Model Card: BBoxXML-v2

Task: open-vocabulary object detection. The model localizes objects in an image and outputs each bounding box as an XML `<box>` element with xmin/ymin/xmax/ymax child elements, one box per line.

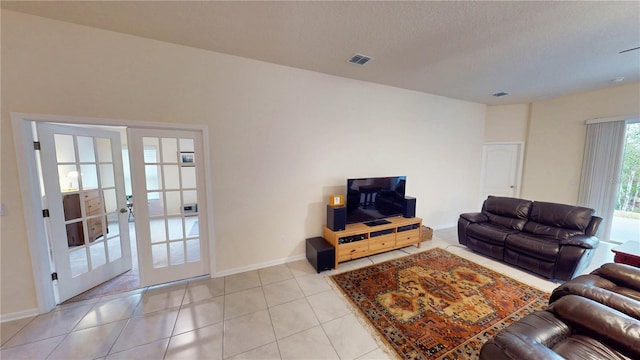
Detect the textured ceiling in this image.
<box><xmin>3</xmin><ymin>1</ymin><xmax>639</xmax><ymax>105</ymax></box>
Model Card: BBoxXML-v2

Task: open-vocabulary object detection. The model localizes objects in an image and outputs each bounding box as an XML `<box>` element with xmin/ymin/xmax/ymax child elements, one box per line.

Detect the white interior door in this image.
<box><xmin>480</xmin><ymin>143</ymin><xmax>524</xmax><ymax>202</ymax></box>
<box><xmin>128</xmin><ymin>128</ymin><xmax>209</xmax><ymax>286</ymax></box>
<box><xmin>38</xmin><ymin>123</ymin><xmax>132</xmax><ymax>302</ymax></box>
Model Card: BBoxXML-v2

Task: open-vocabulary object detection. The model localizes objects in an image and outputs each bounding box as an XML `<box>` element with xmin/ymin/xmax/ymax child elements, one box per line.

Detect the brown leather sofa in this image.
<box><xmin>479</xmin><ymin>263</ymin><xmax>640</xmax><ymax>360</ymax></box>
<box><xmin>458</xmin><ymin>196</ymin><xmax>602</xmax><ymax>281</ymax></box>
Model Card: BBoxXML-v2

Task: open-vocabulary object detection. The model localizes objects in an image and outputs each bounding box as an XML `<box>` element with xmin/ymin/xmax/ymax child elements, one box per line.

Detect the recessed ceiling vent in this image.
<box><xmin>347</xmin><ymin>53</ymin><xmax>374</xmax><ymax>66</ymax></box>
<box><xmin>492</xmin><ymin>91</ymin><xmax>510</xmax><ymax>97</ymax></box>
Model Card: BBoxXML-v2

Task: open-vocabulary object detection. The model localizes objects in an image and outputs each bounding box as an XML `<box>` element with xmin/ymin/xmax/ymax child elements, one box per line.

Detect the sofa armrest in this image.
<box><xmin>549</xmin><ymin>282</ymin><xmax>640</xmax><ymax>319</ymax></box>
<box><xmin>460</xmin><ymin>212</ymin><xmax>488</xmax><ymax>223</ymax></box>
<box><xmin>480</xmin><ymin>310</ymin><xmax>569</xmax><ymax>360</ymax></box>
<box><xmin>585</xmin><ymin>216</ymin><xmax>602</xmax><ymax>236</ymax></box>
<box><xmin>560</xmin><ymin>235</ymin><xmax>599</xmax><ymax>249</ymax></box>
<box><xmin>480</xmin><ymin>332</ymin><xmax>565</xmax><ymax>360</ymax></box>
<box><xmin>592</xmin><ymin>263</ymin><xmax>640</xmax><ymax>293</ymax></box>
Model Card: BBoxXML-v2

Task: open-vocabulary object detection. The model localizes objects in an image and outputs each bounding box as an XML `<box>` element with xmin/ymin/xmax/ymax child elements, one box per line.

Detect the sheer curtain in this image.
<box><xmin>578</xmin><ymin>120</ymin><xmax>627</xmax><ymax>241</ymax></box>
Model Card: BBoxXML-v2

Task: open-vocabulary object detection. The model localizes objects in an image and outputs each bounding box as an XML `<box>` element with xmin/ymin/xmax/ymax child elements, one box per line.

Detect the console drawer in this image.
<box><xmin>396</xmin><ymin>229</ymin><xmax>420</xmax><ymax>247</ymax></box>
<box><xmin>338</xmin><ymin>241</ymin><xmax>368</xmax><ymax>262</ymax></box>
<box><xmin>369</xmin><ymin>234</ymin><xmax>395</xmax><ymax>252</ymax></box>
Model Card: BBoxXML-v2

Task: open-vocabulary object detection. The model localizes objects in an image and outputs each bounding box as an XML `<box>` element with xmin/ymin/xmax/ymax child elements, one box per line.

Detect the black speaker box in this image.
<box><xmin>403</xmin><ymin>196</ymin><xmax>416</xmax><ymax>218</ymax></box>
<box><xmin>327</xmin><ymin>205</ymin><xmax>346</xmax><ymax>231</ymax></box>
<box><xmin>306</xmin><ymin>237</ymin><xmax>335</xmax><ymax>273</ymax></box>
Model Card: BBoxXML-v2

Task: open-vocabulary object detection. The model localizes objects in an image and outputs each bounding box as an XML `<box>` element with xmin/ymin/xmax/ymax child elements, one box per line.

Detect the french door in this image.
<box><xmin>128</xmin><ymin>128</ymin><xmax>209</xmax><ymax>286</ymax></box>
<box><xmin>38</xmin><ymin>123</ymin><xmax>132</xmax><ymax>302</ymax></box>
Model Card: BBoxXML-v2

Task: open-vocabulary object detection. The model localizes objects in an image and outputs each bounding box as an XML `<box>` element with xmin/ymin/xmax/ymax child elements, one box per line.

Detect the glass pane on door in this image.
<box><xmin>186</xmin><ymin>239</ymin><xmax>200</xmax><ymax>262</ymax></box>
<box><xmin>54</xmin><ymin>134</ymin><xmax>122</xmax><ymax>274</ymax></box>
<box><xmin>54</xmin><ymin>134</ymin><xmax>76</xmax><ymax>163</ymax></box>
<box><xmin>142</xmin><ymin>135</ymin><xmax>201</xmax><ymax>269</ymax></box>
<box><xmin>77</xmin><ymin>136</ymin><xmax>96</xmax><ymax>163</ymax></box>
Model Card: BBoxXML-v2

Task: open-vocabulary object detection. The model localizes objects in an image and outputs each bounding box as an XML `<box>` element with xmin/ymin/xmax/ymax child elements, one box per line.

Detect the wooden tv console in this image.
<box><xmin>323</xmin><ymin>216</ymin><xmax>422</xmax><ymax>269</ymax></box>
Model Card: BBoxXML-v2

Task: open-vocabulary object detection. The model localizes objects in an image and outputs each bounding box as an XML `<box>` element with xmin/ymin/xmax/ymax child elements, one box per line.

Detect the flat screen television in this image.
<box><xmin>346</xmin><ymin>176</ymin><xmax>406</xmax><ymax>226</ymax></box>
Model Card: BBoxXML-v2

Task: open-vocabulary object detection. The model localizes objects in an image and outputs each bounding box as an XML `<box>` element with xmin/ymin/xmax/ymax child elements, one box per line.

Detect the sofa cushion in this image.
<box><xmin>482</xmin><ymin>196</ymin><xmax>532</xmax><ymax>230</ymax></box>
<box><xmin>553</xmin><ymin>334</ymin><xmax>632</xmax><ymax>360</ymax></box>
<box><xmin>528</xmin><ymin>201</ymin><xmax>594</xmax><ymax>232</ymax></box>
<box><xmin>550</xmin><ymin>295</ymin><xmax>640</xmax><ymax>359</ymax></box>
<box><xmin>467</xmin><ymin>223</ymin><xmax>519</xmax><ymax>246</ymax></box>
<box><xmin>505</xmin><ymin>233</ymin><xmax>560</xmax><ymax>261</ymax></box>
<box><xmin>522</xmin><ymin>221</ymin><xmax>585</xmax><ymax>240</ymax></box>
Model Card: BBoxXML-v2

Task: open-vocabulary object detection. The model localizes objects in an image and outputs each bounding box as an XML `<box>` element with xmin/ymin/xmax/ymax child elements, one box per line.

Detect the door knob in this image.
<box><xmin>119</xmin><ymin>208</ymin><xmax>128</xmax><ymax>213</ymax></box>
<box><xmin>510</xmin><ymin>186</ymin><xmax>515</xmax><ymax>188</ymax></box>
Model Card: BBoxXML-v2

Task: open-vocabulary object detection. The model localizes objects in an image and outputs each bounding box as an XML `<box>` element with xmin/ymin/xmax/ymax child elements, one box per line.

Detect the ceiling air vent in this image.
<box><xmin>492</xmin><ymin>91</ymin><xmax>510</xmax><ymax>97</ymax></box>
<box><xmin>347</xmin><ymin>53</ymin><xmax>374</xmax><ymax>66</ymax></box>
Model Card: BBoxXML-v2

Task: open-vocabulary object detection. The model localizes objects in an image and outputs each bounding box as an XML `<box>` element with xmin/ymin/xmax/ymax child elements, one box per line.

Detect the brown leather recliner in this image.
<box><xmin>458</xmin><ymin>196</ymin><xmax>602</xmax><ymax>281</ymax></box>
<box><xmin>480</xmin><ymin>263</ymin><xmax>640</xmax><ymax>360</ymax></box>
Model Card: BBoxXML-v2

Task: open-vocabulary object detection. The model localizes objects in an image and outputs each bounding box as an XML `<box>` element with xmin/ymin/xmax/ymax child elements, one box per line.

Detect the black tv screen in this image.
<box><xmin>346</xmin><ymin>176</ymin><xmax>406</xmax><ymax>225</ymax></box>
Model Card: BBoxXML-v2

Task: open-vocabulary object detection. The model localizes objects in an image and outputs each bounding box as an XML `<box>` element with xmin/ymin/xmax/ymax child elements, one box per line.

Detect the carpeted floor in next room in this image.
<box><xmin>0</xmin><ymin>227</ymin><xmax>616</xmax><ymax>359</ymax></box>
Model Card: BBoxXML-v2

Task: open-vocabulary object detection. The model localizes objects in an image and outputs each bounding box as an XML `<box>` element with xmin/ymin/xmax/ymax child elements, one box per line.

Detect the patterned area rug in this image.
<box><xmin>331</xmin><ymin>248</ymin><xmax>550</xmax><ymax>359</ymax></box>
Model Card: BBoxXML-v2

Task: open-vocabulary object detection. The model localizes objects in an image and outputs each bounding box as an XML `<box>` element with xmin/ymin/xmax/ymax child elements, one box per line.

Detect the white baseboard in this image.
<box><xmin>211</xmin><ymin>224</ymin><xmax>460</xmax><ymax>278</ymax></box>
<box><xmin>1</xmin><ymin>308</ymin><xmax>39</xmax><ymax>323</ymax></box>
<box><xmin>213</xmin><ymin>254</ymin><xmax>307</xmax><ymax>278</ymax></box>
<box><xmin>431</xmin><ymin>223</ymin><xmax>457</xmax><ymax>230</ymax></box>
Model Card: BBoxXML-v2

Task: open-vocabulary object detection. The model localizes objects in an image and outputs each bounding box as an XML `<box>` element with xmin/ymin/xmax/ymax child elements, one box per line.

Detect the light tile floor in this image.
<box><xmin>1</xmin><ymin>227</ymin><xmax>616</xmax><ymax>359</ymax></box>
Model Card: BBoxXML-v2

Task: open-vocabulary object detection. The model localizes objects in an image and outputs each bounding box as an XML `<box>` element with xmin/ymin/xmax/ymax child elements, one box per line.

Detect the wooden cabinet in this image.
<box><xmin>63</xmin><ymin>190</ymin><xmax>105</xmax><ymax>246</ymax></box>
<box><xmin>323</xmin><ymin>216</ymin><xmax>422</xmax><ymax>269</ymax></box>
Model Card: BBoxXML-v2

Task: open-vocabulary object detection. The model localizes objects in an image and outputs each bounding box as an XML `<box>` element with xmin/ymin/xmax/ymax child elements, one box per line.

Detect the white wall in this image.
<box><xmin>484</xmin><ymin>104</ymin><xmax>529</xmax><ymax>143</ymax></box>
<box><xmin>522</xmin><ymin>83</ymin><xmax>640</xmax><ymax>204</ymax></box>
<box><xmin>1</xmin><ymin>11</ymin><xmax>486</xmax><ymax>316</ymax></box>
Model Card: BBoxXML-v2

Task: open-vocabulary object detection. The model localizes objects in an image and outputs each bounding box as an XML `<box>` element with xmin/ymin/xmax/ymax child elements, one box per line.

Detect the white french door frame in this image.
<box><xmin>11</xmin><ymin>112</ymin><xmax>216</xmax><ymax>314</ymax></box>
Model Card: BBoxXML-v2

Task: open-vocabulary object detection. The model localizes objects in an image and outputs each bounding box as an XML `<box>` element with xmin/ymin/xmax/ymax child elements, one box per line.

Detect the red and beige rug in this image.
<box><xmin>331</xmin><ymin>247</ymin><xmax>550</xmax><ymax>359</ymax></box>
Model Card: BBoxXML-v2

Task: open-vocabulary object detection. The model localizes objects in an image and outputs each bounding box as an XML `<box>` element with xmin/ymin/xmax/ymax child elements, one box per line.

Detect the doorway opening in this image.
<box><xmin>611</xmin><ymin>121</ymin><xmax>640</xmax><ymax>244</ymax></box>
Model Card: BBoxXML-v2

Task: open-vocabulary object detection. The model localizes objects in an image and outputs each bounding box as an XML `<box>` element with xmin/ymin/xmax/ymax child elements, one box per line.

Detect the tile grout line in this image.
<box><xmin>0</xmin><ymin>315</ymin><xmax>38</xmax><ymax>349</ymax></box>
<box><xmin>45</xmin><ymin>303</ymin><xmax>96</xmax><ymax>359</ymax></box>
<box><xmin>260</xmin><ymin>279</ymin><xmax>282</xmax><ymax>360</ymax></box>
<box><xmin>103</xmin><ymin>292</ymin><xmax>145</xmax><ymax>358</ymax></box>
<box><xmin>160</xmin><ymin>283</ymin><xmax>188</xmax><ymax>360</ymax></box>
